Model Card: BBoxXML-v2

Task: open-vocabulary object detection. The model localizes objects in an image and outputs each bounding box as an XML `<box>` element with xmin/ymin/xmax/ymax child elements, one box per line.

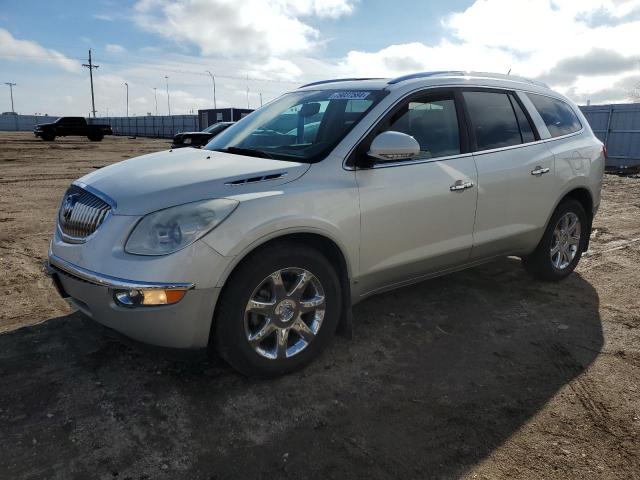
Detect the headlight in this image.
<box><xmin>125</xmin><ymin>198</ymin><xmax>238</xmax><ymax>255</ymax></box>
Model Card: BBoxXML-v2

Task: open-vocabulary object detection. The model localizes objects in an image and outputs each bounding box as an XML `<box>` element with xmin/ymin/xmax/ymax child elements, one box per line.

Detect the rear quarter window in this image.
<box><xmin>527</xmin><ymin>93</ymin><xmax>582</xmax><ymax>137</ymax></box>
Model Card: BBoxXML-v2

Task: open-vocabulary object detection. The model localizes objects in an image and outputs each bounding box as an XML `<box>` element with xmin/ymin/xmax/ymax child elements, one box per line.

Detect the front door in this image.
<box><xmin>355</xmin><ymin>91</ymin><xmax>478</xmax><ymax>297</ymax></box>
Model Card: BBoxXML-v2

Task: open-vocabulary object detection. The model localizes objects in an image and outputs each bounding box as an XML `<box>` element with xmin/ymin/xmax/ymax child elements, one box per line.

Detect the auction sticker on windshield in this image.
<box><xmin>328</xmin><ymin>91</ymin><xmax>371</xmax><ymax>100</ymax></box>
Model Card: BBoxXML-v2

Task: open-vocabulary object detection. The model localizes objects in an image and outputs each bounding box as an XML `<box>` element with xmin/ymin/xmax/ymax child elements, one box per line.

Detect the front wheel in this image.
<box><xmin>41</xmin><ymin>133</ymin><xmax>55</xmax><ymax>141</ymax></box>
<box><xmin>213</xmin><ymin>242</ymin><xmax>341</xmax><ymax>377</ymax></box>
<box><xmin>88</xmin><ymin>134</ymin><xmax>104</xmax><ymax>142</ymax></box>
<box><xmin>522</xmin><ymin>198</ymin><xmax>588</xmax><ymax>281</ymax></box>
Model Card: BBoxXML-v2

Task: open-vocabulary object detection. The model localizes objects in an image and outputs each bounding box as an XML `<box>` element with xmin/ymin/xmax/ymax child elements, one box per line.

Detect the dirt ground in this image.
<box><xmin>0</xmin><ymin>131</ymin><xmax>638</xmax><ymax>479</ymax></box>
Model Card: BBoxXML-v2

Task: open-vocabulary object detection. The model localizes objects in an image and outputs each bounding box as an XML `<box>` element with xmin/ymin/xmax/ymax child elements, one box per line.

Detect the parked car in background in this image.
<box><xmin>171</xmin><ymin>121</ymin><xmax>234</xmax><ymax>149</ymax></box>
<box><xmin>34</xmin><ymin>117</ymin><xmax>113</xmax><ymax>141</ymax></box>
<box><xmin>46</xmin><ymin>71</ymin><xmax>604</xmax><ymax>377</ymax></box>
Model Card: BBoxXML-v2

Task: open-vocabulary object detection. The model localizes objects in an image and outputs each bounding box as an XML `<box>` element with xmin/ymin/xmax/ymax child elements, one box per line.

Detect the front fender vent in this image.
<box><xmin>225</xmin><ymin>172</ymin><xmax>288</xmax><ymax>186</ymax></box>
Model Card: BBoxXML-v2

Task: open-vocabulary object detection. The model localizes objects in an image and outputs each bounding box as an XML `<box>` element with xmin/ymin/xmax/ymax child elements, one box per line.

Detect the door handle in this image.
<box><xmin>450</xmin><ymin>180</ymin><xmax>474</xmax><ymax>192</ymax></box>
<box><xmin>531</xmin><ymin>166</ymin><xmax>550</xmax><ymax>176</ymax></box>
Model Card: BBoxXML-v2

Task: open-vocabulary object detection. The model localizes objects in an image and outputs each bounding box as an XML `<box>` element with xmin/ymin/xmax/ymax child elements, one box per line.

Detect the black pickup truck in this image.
<box><xmin>34</xmin><ymin>117</ymin><xmax>113</xmax><ymax>142</ymax></box>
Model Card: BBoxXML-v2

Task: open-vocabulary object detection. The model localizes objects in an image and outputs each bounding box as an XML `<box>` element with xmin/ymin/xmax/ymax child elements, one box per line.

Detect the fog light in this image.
<box><xmin>114</xmin><ymin>289</ymin><xmax>186</xmax><ymax>307</ymax></box>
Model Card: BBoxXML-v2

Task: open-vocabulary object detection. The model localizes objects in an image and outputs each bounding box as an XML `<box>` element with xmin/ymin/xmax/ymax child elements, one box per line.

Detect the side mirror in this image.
<box><xmin>367</xmin><ymin>131</ymin><xmax>420</xmax><ymax>162</ymax></box>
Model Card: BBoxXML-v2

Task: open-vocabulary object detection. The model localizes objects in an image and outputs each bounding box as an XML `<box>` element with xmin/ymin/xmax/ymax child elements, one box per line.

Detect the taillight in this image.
<box><xmin>602</xmin><ymin>144</ymin><xmax>607</xmax><ymax>158</ymax></box>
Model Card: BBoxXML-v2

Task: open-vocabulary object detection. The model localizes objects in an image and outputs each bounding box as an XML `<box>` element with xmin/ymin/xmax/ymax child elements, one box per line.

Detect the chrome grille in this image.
<box><xmin>58</xmin><ymin>185</ymin><xmax>111</xmax><ymax>242</ymax></box>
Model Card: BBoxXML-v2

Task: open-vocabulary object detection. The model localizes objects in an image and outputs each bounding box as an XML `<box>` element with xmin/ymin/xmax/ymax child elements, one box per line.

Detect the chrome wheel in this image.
<box><xmin>244</xmin><ymin>268</ymin><xmax>326</xmax><ymax>360</ymax></box>
<box><xmin>550</xmin><ymin>212</ymin><xmax>581</xmax><ymax>270</ymax></box>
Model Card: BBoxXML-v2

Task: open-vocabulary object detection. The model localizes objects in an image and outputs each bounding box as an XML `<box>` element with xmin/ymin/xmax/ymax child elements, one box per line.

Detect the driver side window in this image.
<box><xmin>384</xmin><ymin>97</ymin><xmax>461</xmax><ymax>161</ymax></box>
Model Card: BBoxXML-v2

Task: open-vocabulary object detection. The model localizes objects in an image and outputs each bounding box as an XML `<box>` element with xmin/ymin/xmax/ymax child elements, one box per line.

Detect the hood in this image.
<box><xmin>77</xmin><ymin>148</ymin><xmax>311</xmax><ymax>215</ymax></box>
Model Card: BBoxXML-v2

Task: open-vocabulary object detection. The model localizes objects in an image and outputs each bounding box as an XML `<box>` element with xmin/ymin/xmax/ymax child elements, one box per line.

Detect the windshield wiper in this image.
<box><xmin>221</xmin><ymin>146</ymin><xmax>274</xmax><ymax>159</ymax></box>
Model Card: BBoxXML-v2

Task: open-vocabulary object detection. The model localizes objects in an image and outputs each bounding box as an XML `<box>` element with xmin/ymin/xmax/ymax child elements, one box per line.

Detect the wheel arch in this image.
<box><xmin>553</xmin><ymin>186</ymin><xmax>595</xmax><ymax>251</ymax></box>
<box><xmin>211</xmin><ymin>230</ymin><xmax>354</xmax><ymax>344</ymax></box>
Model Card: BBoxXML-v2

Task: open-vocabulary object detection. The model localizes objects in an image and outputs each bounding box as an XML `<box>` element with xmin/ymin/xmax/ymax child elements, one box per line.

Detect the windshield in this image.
<box><xmin>205</xmin><ymin>89</ymin><xmax>385</xmax><ymax>162</ymax></box>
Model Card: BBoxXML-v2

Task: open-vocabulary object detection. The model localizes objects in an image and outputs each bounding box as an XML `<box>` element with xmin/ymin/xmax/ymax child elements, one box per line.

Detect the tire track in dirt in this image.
<box><xmin>546</xmin><ymin>342</ymin><xmax>638</xmax><ymax>468</ymax></box>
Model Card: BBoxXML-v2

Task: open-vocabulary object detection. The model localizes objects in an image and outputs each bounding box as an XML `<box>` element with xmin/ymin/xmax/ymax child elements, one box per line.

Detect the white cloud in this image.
<box><xmin>340</xmin><ymin>0</ymin><xmax>640</xmax><ymax>104</ymax></box>
<box><xmin>132</xmin><ymin>0</ymin><xmax>355</xmax><ymax>57</ymax></box>
<box><xmin>0</xmin><ymin>28</ymin><xmax>80</xmax><ymax>73</ymax></box>
<box><xmin>247</xmin><ymin>57</ymin><xmax>304</xmax><ymax>81</ymax></box>
<box><xmin>105</xmin><ymin>43</ymin><xmax>126</xmax><ymax>54</ymax></box>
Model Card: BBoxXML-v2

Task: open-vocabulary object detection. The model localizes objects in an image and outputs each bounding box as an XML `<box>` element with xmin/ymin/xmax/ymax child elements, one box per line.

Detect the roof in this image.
<box><xmin>297</xmin><ymin>71</ymin><xmax>552</xmax><ymax>94</ymax></box>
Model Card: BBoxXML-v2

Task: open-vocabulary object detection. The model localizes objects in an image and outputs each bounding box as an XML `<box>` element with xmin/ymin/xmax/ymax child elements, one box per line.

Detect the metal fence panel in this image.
<box><xmin>581</xmin><ymin>104</ymin><xmax>640</xmax><ymax>168</ymax></box>
<box><xmin>86</xmin><ymin>115</ymin><xmax>198</xmax><ymax>138</ymax></box>
<box><xmin>0</xmin><ymin>115</ymin><xmax>60</xmax><ymax>132</ymax></box>
<box><xmin>0</xmin><ymin>114</ymin><xmax>198</xmax><ymax>139</ymax></box>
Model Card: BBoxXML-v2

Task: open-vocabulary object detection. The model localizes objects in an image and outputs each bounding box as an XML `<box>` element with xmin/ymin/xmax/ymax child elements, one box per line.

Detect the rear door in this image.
<box><xmin>355</xmin><ymin>90</ymin><xmax>478</xmax><ymax>296</ymax></box>
<box><xmin>462</xmin><ymin>89</ymin><xmax>556</xmax><ymax>259</ymax></box>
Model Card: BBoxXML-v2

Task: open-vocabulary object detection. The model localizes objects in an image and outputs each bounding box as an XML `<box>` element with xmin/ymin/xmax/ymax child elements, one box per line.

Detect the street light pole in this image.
<box><xmin>124</xmin><ymin>82</ymin><xmax>129</xmax><ymax>117</ymax></box>
<box><xmin>165</xmin><ymin>76</ymin><xmax>171</xmax><ymax>116</ymax></box>
<box><xmin>246</xmin><ymin>73</ymin><xmax>250</xmax><ymax>109</ymax></box>
<box><xmin>153</xmin><ymin>87</ymin><xmax>158</xmax><ymax>116</ymax></box>
<box><xmin>205</xmin><ymin>70</ymin><xmax>217</xmax><ymax>111</ymax></box>
<box><xmin>4</xmin><ymin>82</ymin><xmax>16</xmax><ymax>113</ymax></box>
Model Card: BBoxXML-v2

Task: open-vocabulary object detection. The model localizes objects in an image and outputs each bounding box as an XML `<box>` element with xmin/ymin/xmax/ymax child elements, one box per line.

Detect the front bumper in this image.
<box><xmin>46</xmin><ymin>253</ymin><xmax>220</xmax><ymax>349</ymax></box>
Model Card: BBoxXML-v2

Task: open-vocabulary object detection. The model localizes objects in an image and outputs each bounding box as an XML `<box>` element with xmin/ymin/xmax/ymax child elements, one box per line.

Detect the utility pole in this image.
<box><xmin>165</xmin><ymin>76</ymin><xmax>171</xmax><ymax>116</ymax></box>
<box><xmin>82</xmin><ymin>49</ymin><xmax>99</xmax><ymax>118</ymax></box>
<box><xmin>153</xmin><ymin>87</ymin><xmax>158</xmax><ymax>116</ymax></box>
<box><xmin>205</xmin><ymin>70</ymin><xmax>217</xmax><ymax>111</ymax></box>
<box><xmin>4</xmin><ymin>82</ymin><xmax>16</xmax><ymax>113</ymax></box>
<box><xmin>124</xmin><ymin>82</ymin><xmax>129</xmax><ymax>117</ymax></box>
<box><xmin>259</xmin><ymin>92</ymin><xmax>263</xmax><ymax>107</ymax></box>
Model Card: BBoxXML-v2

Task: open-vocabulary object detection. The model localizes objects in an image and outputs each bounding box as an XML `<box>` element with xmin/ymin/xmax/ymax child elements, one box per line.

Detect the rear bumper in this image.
<box><xmin>45</xmin><ymin>254</ymin><xmax>219</xmax><ymax>348</ymax></box>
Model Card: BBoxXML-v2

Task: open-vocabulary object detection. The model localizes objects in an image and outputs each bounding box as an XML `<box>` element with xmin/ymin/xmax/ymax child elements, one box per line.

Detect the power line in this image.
<box><xmin>3</xmin><ymin>52</ymin><xmax>309</xmax><ymax>85</ymax></box>
<box><xmin>82</xmin><ymin>49</ymin><xmax>99</xmax><ymax>118</ymax></box>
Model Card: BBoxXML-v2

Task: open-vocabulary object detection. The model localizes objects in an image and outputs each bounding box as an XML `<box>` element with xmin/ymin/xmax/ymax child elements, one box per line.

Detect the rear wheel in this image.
<box><xmin>214</xmin><ymin>242</ymin><xmax>341</xmax><ymax>377</ymax></box>
<box><xmin>88</xmin><ymin>134</ymin><xmax>104</xmax><ymax>141</ymax></box>
<box><xmin>522</xmin><ymin>198</ymin><xmax>588</xmax><ymax>281</ymax></box>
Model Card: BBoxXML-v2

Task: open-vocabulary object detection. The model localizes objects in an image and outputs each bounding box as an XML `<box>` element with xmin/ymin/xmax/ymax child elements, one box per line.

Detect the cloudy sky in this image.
<box><xmin>1</xmin><ymin>0</ymin><xmax>639</xmax><ymax>116</ymax></box>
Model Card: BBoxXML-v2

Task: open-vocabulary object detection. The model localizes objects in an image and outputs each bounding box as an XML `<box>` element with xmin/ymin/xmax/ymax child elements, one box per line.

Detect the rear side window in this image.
<box><xmin>527</xmin><ymin>93</ymin><xmax>582</xmax><ymax>137</ymax></box>
<box><xmin>463</xmin><ymin>91</ymin><xmax>522</xmax><ymax>150</ymax></box>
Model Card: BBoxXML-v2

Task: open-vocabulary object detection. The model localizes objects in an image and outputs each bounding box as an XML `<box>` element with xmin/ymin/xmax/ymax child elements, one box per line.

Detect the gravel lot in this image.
<box><xmin>0</xmin><ymin>132</ymin><xmax>638</xmax><ymax>479</ymax></box>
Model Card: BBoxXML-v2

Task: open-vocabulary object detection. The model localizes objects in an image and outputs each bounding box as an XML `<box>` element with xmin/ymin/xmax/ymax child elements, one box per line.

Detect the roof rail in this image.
<box><xmin>387</xmin><ymin>71</ymin><xmax>549</xmax><ymax>89</ymax></box>
<box><xmin>387</xmin><ymin>71</ymin><xmax>465</xmax><ymax>84</ymax></box>
<box><xmin>299</xmin><ymin>77</ymin><xmax>385</xmax><ymax>88</ymax></box>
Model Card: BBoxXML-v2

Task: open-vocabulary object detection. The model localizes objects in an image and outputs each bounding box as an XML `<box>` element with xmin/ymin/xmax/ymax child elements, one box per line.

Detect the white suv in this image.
<box><xmin>47</xmin><ymin>71</ymin><xmax>604</xmax><ymax>376</ymax></box>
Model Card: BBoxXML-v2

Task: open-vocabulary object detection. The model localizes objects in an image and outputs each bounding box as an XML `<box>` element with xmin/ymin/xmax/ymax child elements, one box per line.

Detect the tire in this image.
<box><xmin>41</xmin><ymin>133</ymin><xmax>55</xmax><ymax>141</ymax></box>
<box><xmin>522</xmin><ymin>198</ymin><xmax>588</xmax><ymax>281</ymax></box>
<box><xmin>214</xmin><ymin>242</ymin><xmax>341</xmax><ymax>377</ymax></box>
<box><xmin>88</xmin><ymin>134</ymin><xmax>104</xmax><ymax>142</ymax></box>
